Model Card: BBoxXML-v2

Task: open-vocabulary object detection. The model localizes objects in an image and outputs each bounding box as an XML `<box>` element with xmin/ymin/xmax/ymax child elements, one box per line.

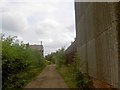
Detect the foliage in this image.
<box><xmin>45</xmin><ymin>60</ymin><xmax>51</xmax><ymax>65</ymax></box>
<box><xmin>55</xmin><ymin>48</ymin><xmax>66</xmax><ymax>67</ymax></box>
<box><xmin>57</xmin><ymin>65</ymin><xmax>77</xmax><ymax>88</ymax></box>
<box><xmin>45</xmin><ymin>53</ymin><xmax>55</xmax><ymax>64</ymax></box>
<box><xmin>72</xmin><ymin>54</ymin><xmax>92</xmax><ymax>88</ymax></box>
<box><xmin>56</xmin><ymin>52</ymin><xmax>92</xmax><ymax>88</ymax></box>
<box><xmin>1</xmin><ymin>34</ymin><xmax>45</xmax><ymax>89</ymax></box>
<box><xmin>57</xmin><ymin>65</ymin><xmax>92</xmax><ymax>88</ymax></box>
<box><xmin>75</xmin><ymin>71</ymin><xmax>92</xmax><ymax>88</ymax></box>
<box><xmin>45</xmin><ymin>48</ymin><xmax>66</xmax><ymax>67</ymax></box>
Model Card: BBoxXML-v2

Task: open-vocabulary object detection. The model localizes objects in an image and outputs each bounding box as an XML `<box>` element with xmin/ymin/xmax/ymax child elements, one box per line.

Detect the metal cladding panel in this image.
<box><xmin>75</xmin><ymin>2</ymin><xmax>81</xmax><ymax>24</ymax></box>
<box><xmin>85</xmin><ymin>4</ymin><xmax>95</xmax><ymax>42</ymax></box>
<box><xmin>108</xmin><ymin>22</ymin><xmax>118</xmax><ymax>88</ymax></box>
<box><xmin>75</xmin><ymin>2</ymin><xmax>91</xmax><ymax>21</ymax></box>
<box><xmin>75</xmin><ymin>2</ymin><xmax>119</xmax><ymax>88</ymax></box>
<box><xmin>77</xmin><ymin>45</ymin><xmax>87</xmax><ymax>73</ymax></box>
<box><xmin>65</xmin><ymin>41</ymin><xmax>77</xmax><ymax>64</ymax></box>
<box><xmin>93</xmin><ymin>3</ymin><xmax>112</xmax><ymax>37</ymax></box>
<box><xmin>95</xmin><ymin>30</ymin><xmax>111</xmax><ymax>84</ymax></box>
<box><xmin>87</xmin><ymin>39</ymin><xmax>97</xmax><ymax>78</ymax></box>
<box><xmin>65</xmin><ymin>41</ymin><xmax>76</xmax><ymax>54</ymax></box>
<box><xmin>117</xmin><ymin>3</ymin><xmax>120</xmax><ymax>88</ymax></box>
<box><xmin>76</xmin><ymin>15</ymin><xmax>86</xmax><ymax>46</ymax></box>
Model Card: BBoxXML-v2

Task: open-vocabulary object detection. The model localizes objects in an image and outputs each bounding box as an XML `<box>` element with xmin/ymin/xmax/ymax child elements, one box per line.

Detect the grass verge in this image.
<box><xmin>22</xmin><ymin>65</ymin><xmax>46</xmax><ymax>87</ymax></box>
<box><xmin>56</xmin><ymin>65</ymin><xmax>77</xmax><ymax>88</ymax></box>
<box><xmin>56</xmin><ymin>65</ymin><xmax>92</xmax><ymax>88</ymax></box>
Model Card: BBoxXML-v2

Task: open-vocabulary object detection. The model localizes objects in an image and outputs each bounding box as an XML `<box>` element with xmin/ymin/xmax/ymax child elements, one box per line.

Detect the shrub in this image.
<box><xmin>1</xmin><ymin>35</ymin><xmax>45</xmax><ymax>89</ymax></box>
<box><xmin>45</xmin><ymin>60</ymin><xmax>51</xmax><ymax>65</ymax></box>
<box><xmin>45</xmin><ymin>48</ymin><xmax>66</xmax><ymax>67</ymax></box>
<box><xmin>75</xmin><ymin>70</ymin><xmax>92</xmax><ymax>88</ymax></box>
<box><xmin>55</xmin><ymin>48</ymin><xmax>66</xmax><ymax>67</ymax></box>
<box><xmin>72</xmin><ymin>54</ymin><xmax>92</xmax><ymax>88</ymax></box>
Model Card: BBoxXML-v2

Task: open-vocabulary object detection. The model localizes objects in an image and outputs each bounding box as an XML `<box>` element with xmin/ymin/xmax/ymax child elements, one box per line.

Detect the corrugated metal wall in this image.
<box><xmin>75</xmin><ymin>2</ymin><xmax>119</xmax><ymax>88</ymax></box>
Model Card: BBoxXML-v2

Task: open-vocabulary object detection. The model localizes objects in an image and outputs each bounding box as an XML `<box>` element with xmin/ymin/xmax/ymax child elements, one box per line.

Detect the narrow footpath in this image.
<box><xmin>25</xmin><ymin>64</ymin><xmax>68</xmax><ymax>88</ymax></box>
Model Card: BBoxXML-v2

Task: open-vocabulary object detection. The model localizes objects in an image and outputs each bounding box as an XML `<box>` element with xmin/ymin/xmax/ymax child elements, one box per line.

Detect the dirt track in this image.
<box><xmin>25</xmin><ymin>64</ymin><xmax>68</xmax><ymax>88</ymax></box>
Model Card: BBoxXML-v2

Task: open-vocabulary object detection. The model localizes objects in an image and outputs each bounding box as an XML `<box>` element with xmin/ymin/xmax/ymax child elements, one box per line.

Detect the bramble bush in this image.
<box><xmin>1</xmin><ymin>34</ymin><xmax>45</xmax><ymax>89</ymax></box>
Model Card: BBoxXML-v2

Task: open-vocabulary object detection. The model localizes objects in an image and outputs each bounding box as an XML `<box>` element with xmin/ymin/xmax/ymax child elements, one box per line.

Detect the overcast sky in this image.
<box><xmin>0</xmin><ymin>0</ymin><xmax>76</xmax><ymax>55</ymax></box>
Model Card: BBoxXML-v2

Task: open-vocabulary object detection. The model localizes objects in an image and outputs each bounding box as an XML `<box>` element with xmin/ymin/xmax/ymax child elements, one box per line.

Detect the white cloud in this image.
<box><xmin>35</xmin><ymin>18</ymin><xmax>75</xmax><ymax>55</ymax></box>
<box><xmin>37</xmin><ymin>19</ymin><xmax>59</xmax><ymax>31</ymax></box>
<box><xmin>1</xmin><ymin>0</ymin><xmax>76</xmax><ymax>55</ymax></box>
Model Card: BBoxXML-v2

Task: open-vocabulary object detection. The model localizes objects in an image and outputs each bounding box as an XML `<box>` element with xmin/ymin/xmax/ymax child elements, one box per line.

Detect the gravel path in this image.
<box><xmin>24</xmin><ymin>64</ymin><xmax>68</xmax><ymax>88</ymax></box>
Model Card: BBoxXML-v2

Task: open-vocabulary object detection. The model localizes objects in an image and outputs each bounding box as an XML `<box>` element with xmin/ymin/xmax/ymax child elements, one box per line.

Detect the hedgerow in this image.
<box><xmin>1</xmin><ymin>34</ymin><xmax>45</xmax><ymax>89</ymax></box>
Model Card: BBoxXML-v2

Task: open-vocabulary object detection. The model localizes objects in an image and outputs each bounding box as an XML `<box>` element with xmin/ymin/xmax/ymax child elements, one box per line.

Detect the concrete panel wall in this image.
<box><xmin>75</xmin><ymin>2</ymin><xmax>119</xmax><ymax>88</ymax></box>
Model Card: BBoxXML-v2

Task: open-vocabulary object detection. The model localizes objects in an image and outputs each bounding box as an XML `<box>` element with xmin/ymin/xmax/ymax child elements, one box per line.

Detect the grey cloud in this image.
<box><xmin>67</xmin><ymin>24</ymin><xmax>75</xmax><ymax>32</ymax></box>
<box><xmin>2</xmin><ymin>13</ymin><xmax>28</xmax><ymax>32</ymax></box>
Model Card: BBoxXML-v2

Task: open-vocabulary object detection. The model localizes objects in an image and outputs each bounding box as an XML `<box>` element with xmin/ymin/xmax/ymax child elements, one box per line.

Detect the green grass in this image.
<box><xmin>57</xmin><ymin>65</ymin><xmax>92</xmax><ymax>88</ymax></box>
<box><xmin>22</xmin><ymin>65</ymin><xmax>46</xmax><ymax>87</ymax></box>
<box><xmin>57</xmin><ymin>65</ymin><xmax>77</xmax><ymax>88</ymax></box>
